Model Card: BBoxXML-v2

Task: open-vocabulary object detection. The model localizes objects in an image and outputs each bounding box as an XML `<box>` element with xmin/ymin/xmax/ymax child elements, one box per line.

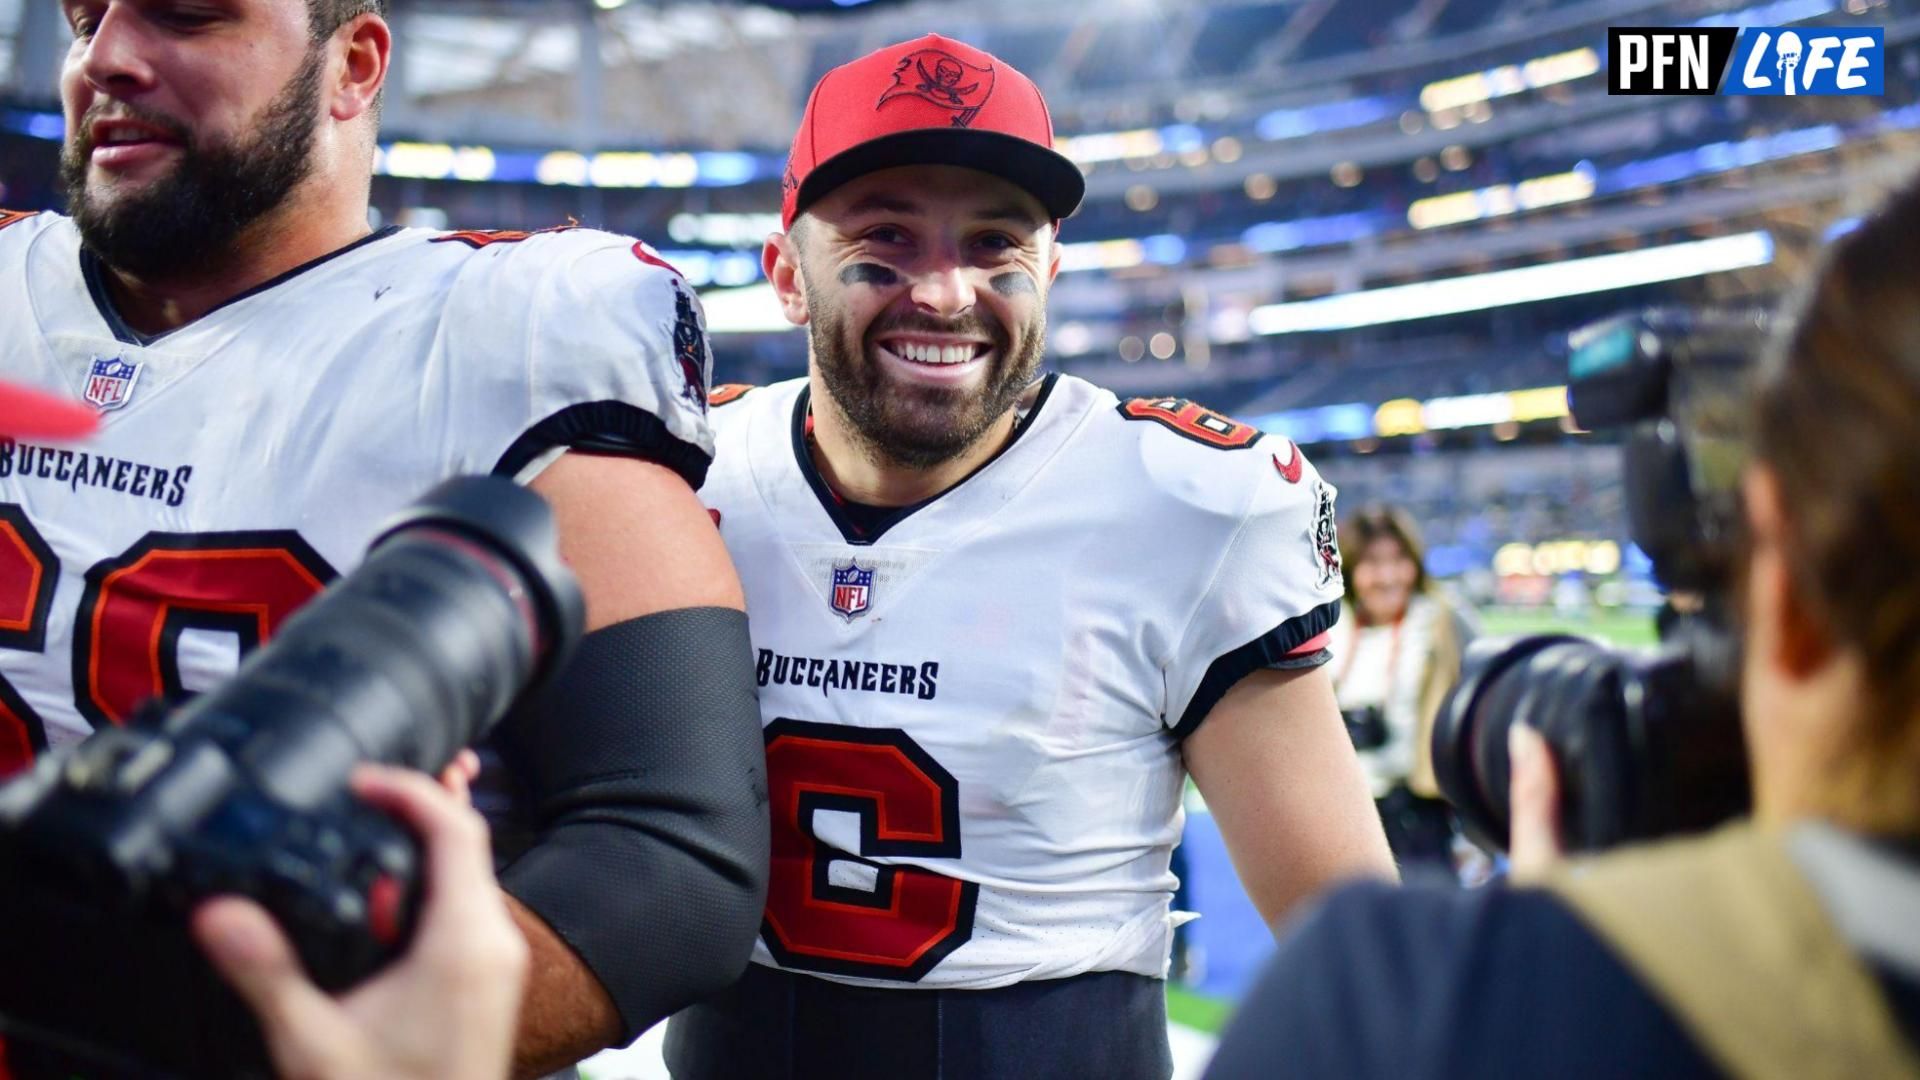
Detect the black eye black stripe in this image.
<box><xmin>839</xmin><ymin>263</ymin><xmax>899</xmax><ymax>287</ymax></box>
<box><xmin>989</xmin><ymin>272</ymin><xmax>1036</xmax><ymax>297</ymax></box>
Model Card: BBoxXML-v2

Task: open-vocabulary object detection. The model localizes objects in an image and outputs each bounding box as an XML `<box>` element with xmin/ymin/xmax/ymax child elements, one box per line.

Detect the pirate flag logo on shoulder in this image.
<box><xmin>877</xmin><ymin>49</ymin><xmax>996</xmax><ymax>128</ymax></box>
<box><xmin>1311</xmin><ymin>480</ymin><xmax>1341</xmax><ymax>589</ymax></box>
<box><xmin>671</xmin><ymin>282</ymin><xmax>709</xmax><ymax>412</ymax></box>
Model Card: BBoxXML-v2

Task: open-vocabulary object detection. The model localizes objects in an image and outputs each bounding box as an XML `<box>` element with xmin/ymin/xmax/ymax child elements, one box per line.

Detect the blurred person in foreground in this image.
<box><xmin>0</xmin><ymin>386</ymin><xmax>528</xmax><ymax>1080</ymax></box>
<box><xmin>1326</xmin><ymin>506</ymin><xmax>1473</xmax><ymax>881</ymax></box>
<box><xmin>668</xmin><ymin>33</ymin><xmax>1395</xmax><ymax>1079</ymax></box>
<box><xmin>1205</xmin><ymin>178</ymin><xmax>1920</xmax><ymax>1079</ymax></box>
<box><xmin>5</xmin><ymin>1</ymin><xmax>767</xmax><ymax>1074</ymax></box>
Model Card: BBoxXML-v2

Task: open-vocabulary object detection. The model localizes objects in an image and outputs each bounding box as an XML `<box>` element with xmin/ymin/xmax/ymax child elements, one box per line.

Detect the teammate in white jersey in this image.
<box><xmin>667</xmin><ymin>34</ymin><xmax>1395</xmax><ymax>1079</ymax></box>
<box><xmin>4</xmin><ymin>1</ymin><xmax>767</xmax><ymax>1075</ymax></box>
<box><xmin>0</xmin><ymin>381</ymin><xmax>530</xmax><ymax>1080</ymax></box>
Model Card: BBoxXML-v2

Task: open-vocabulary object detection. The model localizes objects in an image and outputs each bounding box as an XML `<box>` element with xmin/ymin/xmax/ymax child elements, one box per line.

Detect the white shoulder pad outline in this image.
<box><xmin>1162</xmin><ymin>432</ymin><xmax>1345</xmax><ymax>734</ymax></box>
<box><xmin>434</xmin><ymin>222</ymin><xmax>718</xmax><ymax>483</ymax></box>
<box><xmin>1095</xmin><ymin>385</ymin><xmax>1311</xmax><ymax>522</ymax></box>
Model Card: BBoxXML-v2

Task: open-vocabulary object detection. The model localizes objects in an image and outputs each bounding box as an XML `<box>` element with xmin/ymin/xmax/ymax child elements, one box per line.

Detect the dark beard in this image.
<box><xmin>807</xmin><ymin>287</ymin><xmax>1047</xmax><ymax>471</ymax></box>
<box><xmin>59</xmin><ymin>46</ymin><xmax>324</xmax><ymax>280</ymax></box>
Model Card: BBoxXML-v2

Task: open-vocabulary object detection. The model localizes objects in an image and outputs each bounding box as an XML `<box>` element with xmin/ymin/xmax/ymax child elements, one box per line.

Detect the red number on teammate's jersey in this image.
<box><xmin>1117</xmin><ymin>397</ymin><xmax>1261</xmax><ymax>450</ymax></box>
<box><xmin>760</xmin><ymin>719</ymin><xmax>978</xmax><ymax>981</ymax></box>
<box><xmin>72</xmin><ymin>533</ymin><xmax>335</xmax><ymax>727</ymax></box>
<box><xmin>0</xmin><ymin>506</ymin><xmax>57</xmax><ymax>775</ymax></box>
<box><xmin>0</xmin><ymin>512</ymin><xmax>336</xmax><ymax>775</ymax></box>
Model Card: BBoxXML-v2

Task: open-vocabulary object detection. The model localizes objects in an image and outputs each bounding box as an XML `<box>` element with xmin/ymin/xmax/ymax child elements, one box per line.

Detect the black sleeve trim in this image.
<box><xmin>492</xmin><ymin>399</ymin><xmax>711</xmax><ymax>490</ymax></box>
<box><xmin>1172</xmin><ymin>598</ymin><xmax>1341</xmax><ymax>740</ymax></box>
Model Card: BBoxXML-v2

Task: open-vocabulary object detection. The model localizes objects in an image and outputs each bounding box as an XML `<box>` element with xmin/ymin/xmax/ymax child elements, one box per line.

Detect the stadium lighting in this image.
<box><xmin>1407</xmin><ymin>165</ymin><xmax>1595</xmax><ymax>229</ymax></box>
<box><xmin>1418</xmin><ymin>47</ymin><xmax>1600</xmax><ymax>113</ymax></box>
<box><xmin>1052</xmin><ymin>323</ymin><xmax>1096</xmax><ymax>357</ymax></box>
<box><xmin>697</xmin><ymin>284</ymin><xmax>793</xmax><ymax>335</ymax></box>
<box><xmin>1057</xmin><ymin>234</ymin><xmax>1186</xmax><ymax>274</ymax></box>
<box><xmin>1248</xmin><ymin>232</ymin><xmax>1774</xmax><ymax>335</ymax></box>
<box><xmin>1056</xmin><ymin>128</ymin><xmax>1166</xmax><ymax>166</ymax></box>
<box><xmin>377</xmin><ymin>142</ymin><xmax>497</xmax><ymax>182</ymax></box>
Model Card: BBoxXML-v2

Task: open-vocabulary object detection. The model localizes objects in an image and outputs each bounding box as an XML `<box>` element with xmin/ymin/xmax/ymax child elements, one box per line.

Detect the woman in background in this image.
<box><xmin>1327</xmin><ymin>507</ymin><xmax>1472</xmax><ymax>879</ymax></box>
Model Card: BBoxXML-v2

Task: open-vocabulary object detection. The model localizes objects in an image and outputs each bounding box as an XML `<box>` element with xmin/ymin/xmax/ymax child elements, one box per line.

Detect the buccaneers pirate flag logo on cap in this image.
<box><xmin>779</xmin><ymin>33</ymin><xmax>1084</xmax><ymax>228</ymax></box>
<box><xmin>877</xmin><ymin>49</ymin><xmax>996</xmax><ymax>128</ymax></box>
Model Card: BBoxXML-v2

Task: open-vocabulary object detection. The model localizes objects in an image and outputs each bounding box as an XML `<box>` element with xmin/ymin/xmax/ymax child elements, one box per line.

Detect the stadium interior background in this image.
<box><xmin>4</xmin><ymin>0</ymin><xmax>1912</xmax><ymax>1073</ymax></box>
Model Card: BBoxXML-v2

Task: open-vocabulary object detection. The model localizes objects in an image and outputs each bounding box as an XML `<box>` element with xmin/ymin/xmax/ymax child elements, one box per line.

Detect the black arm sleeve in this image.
<box><xmin>491</xmin><ymin>607</ymin><xmax>769</xmax><ymax>1041</ymax></box>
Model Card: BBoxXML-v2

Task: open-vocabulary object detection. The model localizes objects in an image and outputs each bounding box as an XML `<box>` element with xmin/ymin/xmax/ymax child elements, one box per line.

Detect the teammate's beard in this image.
<box><xmin>807</xmin><ymin>283</ymin><xmax>1047</xmax><ymax>471</ymax></box>
<box><xmin>58</xmin><ymin>46</ymin><xmax>324</xmax><ymax>281</ymax></box>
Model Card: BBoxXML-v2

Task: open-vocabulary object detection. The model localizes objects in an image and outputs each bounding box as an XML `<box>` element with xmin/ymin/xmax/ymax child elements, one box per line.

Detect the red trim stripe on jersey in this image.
<box><xmin>1289</xmin><ymin>630</ymin><xmax>1332</xmax><ymax>657</ymax></box>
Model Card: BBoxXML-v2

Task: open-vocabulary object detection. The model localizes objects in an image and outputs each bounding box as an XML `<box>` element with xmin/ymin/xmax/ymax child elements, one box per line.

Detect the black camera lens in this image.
<box><xmin>161</xmin><ymin>477</ymin><xmax>584</xmax><ymax>811</ymax></box>
<box><xmin>1432</xmin><ymin>634</ymin><xmax>1749</xmax><ymax>855</ymax></box>
<box><xmin>0</xmin><ymin>476</ymin><xmax>585</xmax><ymax>1079</ymax></box>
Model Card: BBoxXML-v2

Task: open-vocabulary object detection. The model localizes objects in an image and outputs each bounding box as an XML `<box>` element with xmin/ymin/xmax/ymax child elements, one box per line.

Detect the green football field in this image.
<box><xmin>1475</xmin><ymin>607</ymin><xmax>1660</xmax><ymax>648</ymax></box>
<box><xmin>1167</xmin><ymin>983</ymin><xmax>1236</xmax><ymax>1033</ymax></box>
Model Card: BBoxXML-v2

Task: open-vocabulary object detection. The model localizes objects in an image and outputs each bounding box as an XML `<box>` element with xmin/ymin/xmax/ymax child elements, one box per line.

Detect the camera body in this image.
<box><xmin>0</xmin><ymin>756</ymin><xmax>419</xmax><ymax>1077</ymax></box>
<box><xmin>1341</xmin><ymin>705</ymin><xmax>1390</xmax><ymax>751</ymax></box>
<box><xmin>1432</xmin><ymin>309</ymin><xmax>1760</xmax><ymax>854</ymax></box>
<box><xmin>0</xmin><ymin>476</ymin><xmax>583</xmax><ymax>1079</ymax></box>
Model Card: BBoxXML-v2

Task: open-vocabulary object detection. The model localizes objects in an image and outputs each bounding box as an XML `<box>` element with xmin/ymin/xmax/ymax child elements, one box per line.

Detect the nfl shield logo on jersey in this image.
<box><xmin>829</xmin><ymin>560</ymin><xmax>874</xmax><ymax>620</ymax></box>
<box><xmin>83</xmin><ymin>357</ymin><xmax>141</xmax><ymax>412</ymax></box>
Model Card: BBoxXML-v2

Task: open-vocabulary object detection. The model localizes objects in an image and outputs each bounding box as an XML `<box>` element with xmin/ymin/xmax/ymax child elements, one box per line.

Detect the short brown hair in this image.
<box><xmin>1752</xmin><ymin>172</ymin><xmax>1920</xmax><ymax>824</ymax></box>
<box><xmin>308</xmin><ymin>0</ymin><xmax>384</xmax><ymax>41</ymax></box>
<box><xmin>1338</xmin><ymin>505</ymin><xmax>1430</xmax><ymax>618</ymax></box>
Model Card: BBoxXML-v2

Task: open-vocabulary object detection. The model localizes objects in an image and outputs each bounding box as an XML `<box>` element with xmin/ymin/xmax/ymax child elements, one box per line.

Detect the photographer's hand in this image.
<box><xmin>192</xmin><ymin>764</ymin><xmax>527</xmax><ymax>1080</ymax></box>
<box><xmin>1508</xmin><ymin>725</ymin><xmax>1567</xmax><ymax>879</ymax></box>
<box><xmin>437</xmin><ymin>747</ymin><xmax>482</xmax><ymax>800</ymax></box>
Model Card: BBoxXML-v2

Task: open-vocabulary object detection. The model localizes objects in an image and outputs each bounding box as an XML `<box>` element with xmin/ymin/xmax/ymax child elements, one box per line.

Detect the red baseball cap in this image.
<box><xmin>781</xmin><ymin>34</ymin><xmax>1086</xmax><ymax>230</ymax></box>
<box><xmin>0</xmin><ymin>382</ymin><xmax>97</xmax><ymax>441</ymax></box>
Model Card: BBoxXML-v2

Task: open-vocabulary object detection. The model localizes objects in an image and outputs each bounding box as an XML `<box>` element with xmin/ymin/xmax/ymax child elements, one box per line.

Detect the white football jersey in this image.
<box><xmin>0</xmin><ymin>209</ymin><xmax>713</xmax><ymax>768</ymax></box>
<box><xmin>701</xmin><ymin>373</ymin><xmax>1344</xmax><ymax>989</ymax></box>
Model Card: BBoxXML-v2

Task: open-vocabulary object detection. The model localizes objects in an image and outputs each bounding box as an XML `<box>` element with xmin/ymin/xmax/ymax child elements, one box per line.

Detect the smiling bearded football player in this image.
<box><xmin>666</xmin><ymin>34</ymin><xmax>1397</xmax><ymax>1080</ymax></box>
